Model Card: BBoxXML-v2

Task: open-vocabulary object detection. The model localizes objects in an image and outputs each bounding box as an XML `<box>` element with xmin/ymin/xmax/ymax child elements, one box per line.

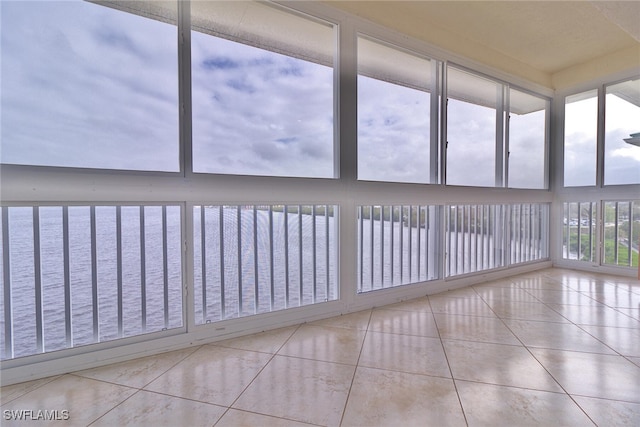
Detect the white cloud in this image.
<box><xmin>190</xmin><ymin>31</ymin><xmax>334</xmax><ymax>177</ymax></box>
<box><xmin>446</xmin><ymin>99</ymin><xmax>496</xmax><ymax>187</ymax></box>
<box><xmin>1</xmin><ymin>1</ymin><xmax>179</xmax><ymax>171</ymax></box>
<box><xmin>357</xmin><ymin>75</ymin><xmax>430</xmax><ymax>183</ymax></box>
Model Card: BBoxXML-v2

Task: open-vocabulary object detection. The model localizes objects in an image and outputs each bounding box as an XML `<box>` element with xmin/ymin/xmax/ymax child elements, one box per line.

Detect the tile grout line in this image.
<box><xmin>0</xmin><ymin>374</ymin><xmax>61</xmax><ymax>406</ymax></box>
<box><xmin>428</xmin><ymin>293</ymin><xmax>470</xmax><ymax>427</ymax></box>
<box><xmin>507</xmin><ymin>276</ymin><xmax>601</xmax><ymax>426</ymax></box>
<box><xmin>212</xmin><ymin>323</ymin><xmax>303</xmax><ymax>427</ymax></box>
<box><xmin>86</xmin><ymin>387</ymin><xmax>143</xmax><ymax>427</ymax></box>
<box><xmin>337</xmin><ymin>309</ymin><xmax>373</xmax><ymax>427</ymax></box>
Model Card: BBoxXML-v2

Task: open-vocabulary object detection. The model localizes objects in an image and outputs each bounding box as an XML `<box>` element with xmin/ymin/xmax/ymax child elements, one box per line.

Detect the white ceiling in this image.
<box><xmin>327</xmin><ymin>1</ymin><xmax>640</xmax><ymax>76</ymax></box>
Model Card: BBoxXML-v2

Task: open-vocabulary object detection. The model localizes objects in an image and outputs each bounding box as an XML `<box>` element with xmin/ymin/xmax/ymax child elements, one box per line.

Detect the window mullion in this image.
<box><xmin>178</xmin><ymin>0</ymin><xmax>192</xmax><ymax>178</ymax></box>
<box><xmin>495</xmin><ymin>84</ymin><xmax>505</xmax><ymax>187</ymax></box>
<box><xmin>441</xmin><ymin>64</ymin><xmax>449</xmax><ymax>185</ymax></box>
<box><xmin>504</xmin><ymin>86</ymin><xmax>511</xmax><ymax>189</ymax></box>
<box><xmin>596</xmin><ymin>85</ymin><xmax>606</xmax><ymax>188</ymax></box>
<box><xmin>430</xmin><ymin>61</ymin><xmax>442</xmax><ymax>184</ymax></box>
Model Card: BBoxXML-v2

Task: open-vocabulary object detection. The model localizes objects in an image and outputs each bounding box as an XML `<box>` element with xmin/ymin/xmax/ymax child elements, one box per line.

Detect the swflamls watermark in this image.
<box><xmin>3</xmin><ymin>409</ymin><xmax>70</xmax><ymax>421</ymax></box>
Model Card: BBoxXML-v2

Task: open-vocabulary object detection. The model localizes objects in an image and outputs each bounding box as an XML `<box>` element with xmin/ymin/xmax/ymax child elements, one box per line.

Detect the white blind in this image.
<box><xmin>358</xmin><ymin>35</ymin><xmax>433</xmax><ymax>92</ymax></box>
<box><xmin>191</xmin><ymin>1</ymin><xmax>334</xmax><ymax>66</ymax></box>
<box><xmin>447</xmin><ymin>66</ymin><xmax>500</xmax><ymax>110</ymax></box>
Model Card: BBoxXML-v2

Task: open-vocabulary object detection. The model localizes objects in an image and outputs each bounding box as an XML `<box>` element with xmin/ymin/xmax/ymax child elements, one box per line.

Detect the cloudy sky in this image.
<box><xmin>1</xmin><ymin>0</ymin><xmax>638</xmax><ymax>186</ymax></box>
<box><xmin>565</xmin><ymin>94</ymin><xmax>640</xmax><ymax>187</ymax></box>
<box><xmin>358</xmin><ymin>74</ymin><xmax>431</xmax><ymax>184</ymax></box>
<box><xmin>190</xmin><ymin>30</ymin><xmax>334</xmax><ymax>177</ymax></box>
<box><xmin>1</xmin><ymin>0</ymin><xmax>180</xmax><ymax>171</ymax></box>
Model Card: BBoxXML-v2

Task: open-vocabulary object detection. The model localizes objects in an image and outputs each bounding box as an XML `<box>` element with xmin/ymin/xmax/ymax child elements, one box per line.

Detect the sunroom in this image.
<box><xmin>1</xmin><ymin>0</ymin><xmax>638</xmax><ymax>388</ymax></box>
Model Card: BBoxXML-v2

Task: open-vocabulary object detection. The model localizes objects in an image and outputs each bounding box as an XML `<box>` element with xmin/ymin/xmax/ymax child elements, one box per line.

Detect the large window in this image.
<box><xmin>564</xmin><ymin>90</ymin><xmax>598</xmax><ymax>187</ymax></box>
<box><xmin>508</xmin><ymin>89</ymin><xmax>547</xmax><ymax>189</ymax></box>
<box><xmin>561</xmin><ymin>200</ymin><xmax>638</xmax><ymax>269</ymax></box>
<box><xmin>564</xmin><ymin>81</ymin><xmax>639</xmax><ymax>187</ymax></box>
<box><xmin>193</xmin><ymin>205</ymin><xmax>338</xmax><ymax>323</ymax></box>
<box><xmin>190</xmin><ymin>1</ymin><xmax>335</xmax><ymax>178</ymax></box>
<box><xmin>1</xmin><ymin>205</ymin><xmax>183</xmax><ymax>360</ymax></box>
<box><xmin>357</xmin><ymin>37</ymin><xmax>437</xmax><ymax>183</ymax></box>
<box><xmin>604</xmin><ymin>79</ymin><xmax>640</xmax><ymax>186</ymax></box>
<box><xmin>446</xmin><ymin>67</ymin><xmax>499</xmax><ymax>187</ymax></box>
<box><xmin>0</xmin><ymin>1</ymin><xmax>179</xmax><ymax>172</ymax></box>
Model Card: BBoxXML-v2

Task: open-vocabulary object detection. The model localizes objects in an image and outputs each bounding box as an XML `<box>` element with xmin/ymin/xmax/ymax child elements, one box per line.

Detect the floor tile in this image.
<box><xmin>0</xmin><ymin>374</ymin><xmax>135</xmax><ymax>426</ymax></box>
<box><xmin>433</xmin><ymin>287</ymin><xmax>480</xmax><ymax>299</ymax></box>
<box><xmin>0</xmin><ymin>376</ymin><xmax>60</xmax><ymax>406</ymax></box>
<box><xmin>144</xmin><ymin>345</ymin><xmax>272</xmax><ymax>406</ymax></box>
<box><xmin>512</xmin><ymin>276</ymin><xmax>566</xmax><ymax>290</ymax></box>
<box><xmin>616</xmin><ymin>308</ymin><xmax>640</xmax><ymax>321</ymax></box>
<box><xmin>574</xmin><ymin>396</ymin><xmax>640</xmax><ymax>427</ymax></box>
<box><xmin>359</xmin><ymin>331</ymin><xmax>451</xmax><ymax>378</ymax></box>
<box><xmin>428</xmin><ymin>296</ymin><xmax>497</xmax><ymax>317</ymax></box>
<box><xmin>487</xmin><ymin>301</ymin><xmax>570</xmax><ymax>322</ymax></box>
<box><xmin>368</xmin><ymin>308</ymin><xmax>440</xmax><ymax>337</ymax></box>
<box><xmin>587</xmin><ymin>289</ymin><xmax>640</xmax><ymax>308</ymax></box>
<box><xmin>309</xmin><ymin>309</ymin><xmax>371</xmax><ymax>330</ymax></box>
<box><xmin>579</xmin><ymin>325</ymin><xmax>640</xmax><ymax>356</ymax></box>
<box><xmin>474</xmin><ymin>277</ymin><xmax>519</xmax><ymax>288</ymax></box>
<box><xmin>215</xmin><ymin>409</ymin><xmax>314</xmax><ymax>427</ymax></box>
<box><xmin>547</xmin><ymin>304</ymin><xmax>640</xmax><ymax>328</ymax></box>
<box><xmin>524</xmin><ymin>288</ymin><xmax>601</xmax><ymax>305</ymax></box>
<box><xmin>531</xmin><ymin>348</ymin><xmax>640</xmax><ymax>402</ymax></box>
<box><xmin>443</xmin><ymin>340</ymin><xmax>563</xmax><ymax>392</ymax></box>
<box><xmin>233</xmin><ymin>355</ymin><xmax>354</xmax><ymax>426</ymax></box>
<box><xmin>378</xmin><ymin>296</ymin><xmax>432</xmax><ymax>313</ymax></box>
<box><xmin>603</xmin><ymin>277</ymin><xmax>640</xmax><ymax>287</ymax></box>
<box><xmin>433</xmin><ymin>313</ymin><xmax>520</xmax><ymax>345</ymax></box>
<box><xmin>473</xmin><ymin>286</ymin><xmax>540</xmax><ymax>303</ymax></box>
<box><xmin>457</xmin><ymin>381</ymin><xmax>595</xmax><ymax>427</ymax></box>
<box><xmin>214</xmin><ymin>326</ymin><xmax>298</xmax><ymax>354</ymax></box>
<box><xmin>504</xmin><ymin>319</ymin><xmax>616</xmax><ymax>354</ymax></box>
<box><xmin>561</xmin><ymin>277</ymin><xmax>611</xmax><ymax>292</ymax></box>
<box><xmin>277</xmin><ymin>324</ymin><xmax>366</xmax><ymax>365</ymax></box>
<box><xmin>75</xmin><ymin>347</ymin><xmax>198</xmax><ymax>388</ymax></box>
<box><xmin>341</xmin><ymin>366</ymin><xmax>466</xmax><ymax>427</ymax></box>
<box><xmin>91</xmin><ymin>390</ymin><xmax>226</xmax><ymax>427</ymax></box>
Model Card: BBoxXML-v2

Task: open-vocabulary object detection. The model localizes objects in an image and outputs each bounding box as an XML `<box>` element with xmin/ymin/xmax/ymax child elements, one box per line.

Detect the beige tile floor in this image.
<box><xmin>2</xmin><ymin>268</ymin><xmax>640</xmax><ymax>426</ymax></box>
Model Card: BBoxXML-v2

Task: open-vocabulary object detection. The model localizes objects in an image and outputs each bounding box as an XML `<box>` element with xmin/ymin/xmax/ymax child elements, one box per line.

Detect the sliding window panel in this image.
<box><xmin>604</xmin><ymin>78</ymin><xmax>640</xmax><ymax>186</ymax></box>
<box><xmin>0</xmin><ymin>205</ymin><xmax>183</xmax><ymax>361</ymax></box>
<box><xmin>446</xmin><ymin>67</ymin><xmax>499</xmax><ymax>187</ymax></box>
<box><xmin>194</xmin><ymin>205</ymin><xmax>338</xmax><ymax>324</ymax></box>
<box><xmin>603</xmin><ymin>201</ymin><xmax>639</xmax><ymax>268</ymax></box>
<box><xmin>357</xmin><ymin>205</ymin><xmax>440</xmax><ymax>293</ymax></box>
<box><xmin>357</xmin><ymin>36</ymin><xmax>435</xmax><ymax>183</ymax></box>
<box><xmin>191</xmin><ymin>2</ymin><xmax>336</xmax><ymax>178</ymax></box>
<box><xmin>0</xmin><ymin>1</ymin><xmax>179</xmax><ymax>172</ymax></box>
<box><xmin>562</xmin><ymin>202</ymin><xmax>597</xmax><ymax>263</ymax></box>
<box><xmin>564</xmin><ymin>90</ymin><xmax>598</xmax><ymax>187</ymax></box>
<box><xmin>446</xmin><ymin>204</ymin><xmax>507</xmax><ymax>277</ymax></box>
<box><xmin>509</xmin><ymin>204</ymin><xmax>549</xmax><ymax>264</ymax></box>
<box><xmin>508</xmin><ymin>90</ymin><xmax>548</xmax><ymax>189</ymax></box>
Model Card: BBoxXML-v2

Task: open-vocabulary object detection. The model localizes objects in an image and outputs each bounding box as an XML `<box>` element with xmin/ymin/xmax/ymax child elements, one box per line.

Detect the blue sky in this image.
<box><xmin>1</xmin><ymin>0</ymin><xmax>637</xmax><ymax>186</ymax></box>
